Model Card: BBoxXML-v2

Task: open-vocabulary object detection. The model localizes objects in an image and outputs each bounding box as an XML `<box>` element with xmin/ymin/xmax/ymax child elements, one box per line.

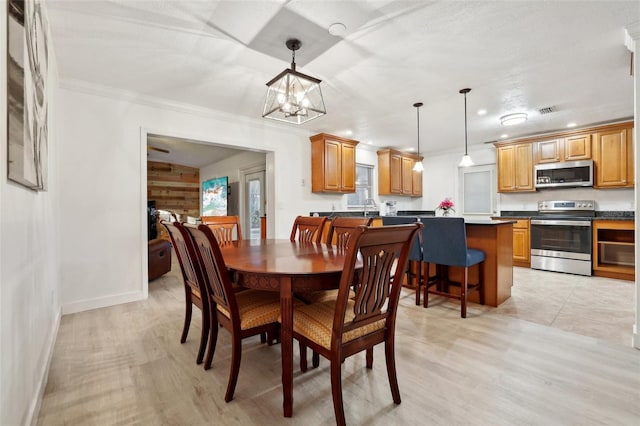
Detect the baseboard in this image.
<box><xmin>62</xmin><ymin>290</ymin><xmax>146</xmax><ymax>315</ymax></box>
<box><xmin>28</xmin><ymin>308</ymin><xmax>61</xmax><ymax>426</ymax></box>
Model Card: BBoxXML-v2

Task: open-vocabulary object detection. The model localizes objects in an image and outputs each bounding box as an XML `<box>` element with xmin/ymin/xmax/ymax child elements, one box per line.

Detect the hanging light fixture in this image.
<box><xmin>458</xmin><ymin>88</ymin><xmax>474</xmax><ymax>167</ymax></box>
<box><xmin>413</xmin><ymin>102</ymin><xmax>424</xmax><ymax>172</ymax></box>
<box><xmin>262</xmin><ymin>39</ymin><xmax>326</xmax><ymax>125</ymax></box>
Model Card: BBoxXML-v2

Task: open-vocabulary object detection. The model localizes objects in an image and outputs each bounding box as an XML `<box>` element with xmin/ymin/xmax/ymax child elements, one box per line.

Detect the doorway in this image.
<box><xmin>244</xmin><ymin>169</ymin><xmax>266</xmax><ymax>240</ymax></box>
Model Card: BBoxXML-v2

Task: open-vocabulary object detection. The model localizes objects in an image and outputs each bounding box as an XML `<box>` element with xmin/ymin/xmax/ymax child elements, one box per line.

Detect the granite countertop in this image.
<box><xmin>466</xmin><ymin>219</ymin><xmax>517</xmax><ymax>225</ymax></box>
<box><xmin>498</xmin><ymin>211</ymin><xmax>635</xmax><ymax>221</ymax></box>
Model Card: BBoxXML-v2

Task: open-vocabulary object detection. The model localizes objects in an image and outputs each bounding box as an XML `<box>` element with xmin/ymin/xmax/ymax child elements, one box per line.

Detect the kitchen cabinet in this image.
<box><xmin>564</xmin><ymin>134</ymin><xmax>591</xmax><ymax>161</ymax></box>
<box><xmin>310</xmin><ymin>133</ymin><xmax>359</xmax><ymax>193</ymax></box>
<box><xmin>534</xmin><ymin>135</ymin><xmax>591</xmax><ymax>164</ymax></box>
<box><xmin>497</xmin><ymin>144</ymin><xmax>534</xmax><ymax>192</ymax></box>
<box><xmin>593</xmin><ymin>126</ymin><xmax>634</xmax><ymax>188</ymax></box>
<box><xmin>512</xmin><ymin>219</ymin><xmax>531</xmax><ymax>267</ymax></box>
<box><xmin>534</xmin><ymin>139</ymin><xmax>562</xmax><ymax>164</ymax></box>
<box><xmin>592</xmin><ymin>220</ymin><xmax>634</xmax><ymax>281</ymax></box>
<box><xmin>377</xmin><ymin>149</ymin><xmax>423</xmax><ymax>196</ymax></box>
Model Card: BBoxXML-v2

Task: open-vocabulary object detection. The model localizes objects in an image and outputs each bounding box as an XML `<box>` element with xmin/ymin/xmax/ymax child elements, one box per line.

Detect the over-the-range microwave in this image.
<box><xmin>534</xmin><ymin>159</ymin><xmax>593</xmax><ymax>189</ymax></box>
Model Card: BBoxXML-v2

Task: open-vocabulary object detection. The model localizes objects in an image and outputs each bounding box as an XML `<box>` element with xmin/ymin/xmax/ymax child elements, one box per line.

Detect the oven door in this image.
<box><xmin>530</xmin><ymin>219</ymin><xmax>592</xmax><ymax>260</ymax></box>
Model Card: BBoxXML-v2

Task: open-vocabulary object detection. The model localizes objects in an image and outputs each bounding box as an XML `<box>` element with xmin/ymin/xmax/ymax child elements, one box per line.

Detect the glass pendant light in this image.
<box><xmin>458</xmin><ymin>88</ymin><xmax>474</xmax><ymax>167</ymax></box>
<box><xmin>413</xmin><ymin>102</ymin><xmax>424</xmax><ymax>172</ymax></box>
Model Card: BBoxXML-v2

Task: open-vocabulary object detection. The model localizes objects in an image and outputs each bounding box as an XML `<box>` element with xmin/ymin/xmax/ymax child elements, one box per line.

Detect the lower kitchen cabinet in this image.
<box><xmin>512</xmin><ymin>219</ymin><xmax>530</xmax><ymax>267</ymax></box>
<box><xmin>592</xmin><ymin>220</ymin><xmax>635</xmax><ymax>281</ymax></box>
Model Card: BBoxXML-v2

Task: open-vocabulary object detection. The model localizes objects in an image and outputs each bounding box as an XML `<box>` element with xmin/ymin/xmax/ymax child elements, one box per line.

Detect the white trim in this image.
<box><xmin>62</xmin><ymin>291</ymin><xmax>146</xmax><ymax>315</ymax></box>
<box><xmin>141</xmin><ymin>127</ymin><xmax>149</xmax><ymax>299</ymax></box>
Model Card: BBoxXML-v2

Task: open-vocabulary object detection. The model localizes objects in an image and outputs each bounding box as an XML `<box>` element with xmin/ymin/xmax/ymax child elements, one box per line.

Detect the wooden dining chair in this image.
<box><xmin>290</xmin><ymin>215</ymin><xmax>327</xmax><ymax>243</ymax></box>
<box><xmin>422</xmin><ymin>217</ymin><xmax>485</xmax><ymax>318</ymax></box>
<box><xmin>184</xmin><ymin>223</ymin><xmax>292</xmax><ymax>402</ymax></box>
<box><xmin>289</xmin><ymin>223</ymin><xmax>421</xmax><ymax>426</ymax></box>
<box><xmin>160</xmin><ymin>220</ymin><xmax>211</xmax><ymax>366</ymax></box>
<box><xmin>326</xmin><ymin>216</ymin><xmax>373</xmax><ymax>249</ymax></box>
<box><xmin>200</xmin><ymin>215</ymin><xmax>243</xmax><ymax>244</ymax></box>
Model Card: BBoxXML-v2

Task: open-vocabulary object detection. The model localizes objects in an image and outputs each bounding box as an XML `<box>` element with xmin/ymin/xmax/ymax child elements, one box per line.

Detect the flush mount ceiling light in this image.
<box><xmin>413</xmin><ymin>102</ymin><xmax>424</xmax><ymax>172</ymax></box>
<box><xmin>500</xmin><ymin>112</ymin><xmax>528</xmax><ymax>126</ymax></box>
<box><xmin>262</xmin><ymin>39</ymin><xmax>326</xmax><ymax>125</ymax></box>
<box><xmin>458</xmin><ymin>88</ymin><xmax>474</xmax><ymax>167</ymax></box>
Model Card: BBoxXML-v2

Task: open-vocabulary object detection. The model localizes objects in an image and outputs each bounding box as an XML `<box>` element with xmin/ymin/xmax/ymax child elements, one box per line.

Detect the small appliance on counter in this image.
<box><xmin>383</xmin><ymin>201</ymin><xmax>398</xmax><ymax>216</ymax></box>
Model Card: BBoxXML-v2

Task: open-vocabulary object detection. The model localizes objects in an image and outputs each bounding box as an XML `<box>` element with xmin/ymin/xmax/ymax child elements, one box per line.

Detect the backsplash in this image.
<box><xmin>499</xmin><ymin>187</ymin><xmax>634</xmax><ymax>211</ymax></box>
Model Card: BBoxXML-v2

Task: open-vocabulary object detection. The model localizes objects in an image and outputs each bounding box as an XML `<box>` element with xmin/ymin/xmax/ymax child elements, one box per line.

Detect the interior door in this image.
<box><xmin>244</xmin><ymin>170</ymin><xmax>265</xmax><ymax>240</ymax></box>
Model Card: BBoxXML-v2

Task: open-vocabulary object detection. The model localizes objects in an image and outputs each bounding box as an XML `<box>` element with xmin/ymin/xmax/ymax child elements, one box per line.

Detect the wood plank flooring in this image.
<box><xmin>37</xmin><ymin>260</ymin><xmax>640</xmax><ymax>425</ymax></box>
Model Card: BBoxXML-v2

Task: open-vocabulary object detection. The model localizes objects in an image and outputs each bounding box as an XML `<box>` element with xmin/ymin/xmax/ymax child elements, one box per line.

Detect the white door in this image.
<box><xmin>244</xmin><ymin>170</ymin><xmax>265</xmax><ymax>240</ymax></box>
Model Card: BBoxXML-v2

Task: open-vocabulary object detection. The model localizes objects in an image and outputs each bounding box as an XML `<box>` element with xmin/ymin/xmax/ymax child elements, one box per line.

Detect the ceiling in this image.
<box><xmin>146</xmin><ymin>133</ymin><xmax>254</xmax><ymax>167</ymax></box>
<box><xmin>47</xmin><ymin>0</ymin><xmax>638</xmax><ymax>163</ymax></box>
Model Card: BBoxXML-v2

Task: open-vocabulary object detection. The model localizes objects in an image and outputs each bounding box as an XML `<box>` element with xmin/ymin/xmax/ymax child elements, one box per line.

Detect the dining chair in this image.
<box><xmin>289</xmin><ymin>223</ymin><xmax>421</xmax><ymax>426</ymax></box>
<box><xmin>200</xmin><ymin>215</ymin><xmax>242</xmax><ymax>244</ymax></box>
<box><xmin>421</xmin><ymin>217</ymin><xmax>485</xmax><ymax>318</ymax></box>
<box><xmin>160</xmin><ymin>220</ymin><xmax>211</xmax><ymax>366</ymax></box>
<box><xmin>184</xmin><ymin>223</ymin><xmax>291</xmax><ymax>402</ymax></box>
<box><xmin>290</xmin><ymin>215</ymin><xmax>327</xmax><ymax>243</ymax></box>
<box><xmin>381</xmin><ymin>216</ymin><xmax>424</xmax><ymax>305</ymax></box>
<box><xmin>326</xmin><ymin>216</ymin><xmax>373</xmax><ymax>249</ymax></box>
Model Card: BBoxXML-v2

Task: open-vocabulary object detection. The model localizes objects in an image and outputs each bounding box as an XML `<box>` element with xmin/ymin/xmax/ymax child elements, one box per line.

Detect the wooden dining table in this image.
<box><xmin>220</xmin><ymin>239</ymin><xmax>350</xmax><ymax>417</ymax></box>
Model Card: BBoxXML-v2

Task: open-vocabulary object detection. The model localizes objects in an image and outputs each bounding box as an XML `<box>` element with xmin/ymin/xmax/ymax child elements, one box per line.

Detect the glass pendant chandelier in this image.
<box><xmin>413</xmin><ymin>102</ymin><xmax>424</xmax><ymax>172</ymax></box>
<box><xmin>458</xmin><ymin>88</ymin><xmax>474</xmax><ymax>167</ymax></box>
<box><xmin>262</xmin><ymin>39</ymin><xmax>326</xmax><ymax>125</ymax></box>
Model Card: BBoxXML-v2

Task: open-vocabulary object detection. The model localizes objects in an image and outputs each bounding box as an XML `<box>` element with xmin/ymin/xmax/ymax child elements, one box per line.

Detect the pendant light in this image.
<box><xmin>413</xmin><ymin>102</ymin><xmax>424</xmax><ymax>172</ymax></box>
<box><xmin>262</xmin><ymin>39</ymin><xmax>326</xmax><ymax>125</ymax></box>
<box><xmin>458</xmin><ymin>88</ymin><xmax>474</xmax><ymax>167</ymax></box>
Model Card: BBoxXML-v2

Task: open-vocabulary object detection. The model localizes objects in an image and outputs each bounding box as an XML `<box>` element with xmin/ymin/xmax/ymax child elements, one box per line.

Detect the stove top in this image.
<box><xmin>537</xmin><ymin>200</ymin><xmax>595</xmax><ymax>215</ymax></box>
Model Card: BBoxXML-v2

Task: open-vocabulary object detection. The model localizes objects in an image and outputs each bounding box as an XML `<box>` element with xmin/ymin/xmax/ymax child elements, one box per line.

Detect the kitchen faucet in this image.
<box><xmin>364</xmin><ymin>198</ymin><xmax>377</xmax><ymax>216</ymax></box>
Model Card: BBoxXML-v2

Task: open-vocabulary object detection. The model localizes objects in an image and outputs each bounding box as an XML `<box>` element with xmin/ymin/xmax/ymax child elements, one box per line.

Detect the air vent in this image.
<box><xmin>538</xmin><ymin>106</ymin><xmax>555</xmax><ymax>115</ymax></box>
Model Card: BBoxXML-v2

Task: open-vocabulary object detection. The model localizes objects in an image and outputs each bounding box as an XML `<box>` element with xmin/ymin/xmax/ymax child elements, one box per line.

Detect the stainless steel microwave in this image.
<box><xmin>534</xmin><ymin>160</ymin><xmax>593</xmax><ymax>189</ymax></box>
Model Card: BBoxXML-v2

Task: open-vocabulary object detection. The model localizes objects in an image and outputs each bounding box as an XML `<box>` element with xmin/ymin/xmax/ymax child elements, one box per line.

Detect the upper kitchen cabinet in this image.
<box><xmin>534</xmin><ymin>134</ymin><xmax>592</xmax><ymax>164</ymax></box>
<box><xmin>377</xmin><ymin>149</ymin><xmax>423</xmax><ymax>196</ymax></box>
<box><xmin>310</xmin><ymin>133</ymin><xmax>359</xmax><ymax>193</ymax></box>
<box><xmin>497</xmin><ymin>143</ymin><xmax>534</xmax><ymax>193</ymax></box>
<box><xmin>564</xmin><ymin>134</ymin><xmax>592</xmax><ymax>161</ymax></box>
<box><xmin>593</xmin><ymin>124</ymin><xmax>634</xmax><ymax>188</ymax></box>
<box><xmin>534</xmin><ymin>138</ymin><xmax>563</xmax><ymax>164</ymax></box>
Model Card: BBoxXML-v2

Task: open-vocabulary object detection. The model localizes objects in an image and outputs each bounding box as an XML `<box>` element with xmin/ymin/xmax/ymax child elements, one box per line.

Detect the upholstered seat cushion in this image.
<box><xmin>466</xmin><ymin>248</ymin><xmax>486</xmax><ymax>267</ymax></box>
<box><xmin>217</xmin><ymin>289</ymin><xmax>289</xmax><ymax>330</ymax></box>
<box><xmin>290</xmin><ymin>300</ymin><xmax>386</xmax><ymax>350</ymax></box>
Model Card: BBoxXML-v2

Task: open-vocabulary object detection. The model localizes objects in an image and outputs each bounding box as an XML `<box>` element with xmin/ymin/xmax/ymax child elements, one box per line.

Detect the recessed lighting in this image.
<box><xmin>477</xmin><ymin>109</ymin><xmax>487</xmax><ymax>115</ymax></box>
<box><xmin>567</xmin><ymin>122</ymin><xmax>577</xmax><ymax>128</ymax></box>
<box><xmin>500</xmin><ymin>113</ymin><xmax>528</xmax><ymax>126</ymax></box>
<box><xmin>328</xmin><ymin>23</ymin><xmax>347</xmax><ymax>37</ymax></box>
<box><xmin>501</xmin><ymin>134</ymin><xmax>509</xmax><ymax>138</ymax></box>
<box><xmin>344</xmin><ymin>130</ymin><xmax>353</xmax><ymax>136</ymax></box>
<box><xmin>366</xmin><ymin>140</ymin><xmax>373</xmax><ymax>145</ymax></box>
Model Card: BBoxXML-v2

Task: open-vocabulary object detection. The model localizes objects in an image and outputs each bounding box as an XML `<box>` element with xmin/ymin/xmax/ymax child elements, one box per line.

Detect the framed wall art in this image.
<box><xmin>7</xmin><ymin>0</ymin><xmax>49</xmax><ymax>191</ymax></box>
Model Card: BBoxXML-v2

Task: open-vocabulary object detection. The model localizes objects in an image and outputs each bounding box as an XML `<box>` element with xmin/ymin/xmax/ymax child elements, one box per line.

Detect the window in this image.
<box><xmin>459</xmin><ymin>164</ymin><xmax>496</xmax><ymax>215</ymax></box>
<box><xmin>347</xmin><ymin>164</ymin><xmax>374</xmax><ymax>207</ymax></box>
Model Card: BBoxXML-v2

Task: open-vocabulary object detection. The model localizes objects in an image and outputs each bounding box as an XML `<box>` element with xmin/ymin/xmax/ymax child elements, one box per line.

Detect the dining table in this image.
<box><xmin>220</xmin><ymin>239</ymin><xmax>351</xmax><ymax>417</ymax></box>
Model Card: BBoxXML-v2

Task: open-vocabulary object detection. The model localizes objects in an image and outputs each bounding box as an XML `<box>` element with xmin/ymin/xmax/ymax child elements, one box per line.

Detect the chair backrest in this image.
<box><xmin>421</xmin><ymin>217</ymin><xmax>469</xmax><ymax>267</ymax></box>
<box><xmin>160</xmin><ymin>220</ymin><xmax>203</xmax><ymax>295</ymax></box>
<box><xmin>332</xmin><ymin>224</ymin><xmax>421</xmax><ymax>348</ymax></box>
<box><xmin>200</xmin><ymin>215</ymin><xmax>242</xmax><ymax>244</ymax></box>
<box><xmin>326</xmin><ymin>216</ymin><xmax>373</xmax><ymax>249</ymax></box>
<box><xmin>381</xmin><ymin>216</ymin><xmax>422</xmax><ymax>261</ymax></box>
<box><xmin>184</xmin><ymin>224</ymin><xmax>239</xmax><ymax>324</ymax></box>
<box><xmin>290</xmin><ymin>216</ymin><xmax>327</xmax><ymax>243</ymax></box>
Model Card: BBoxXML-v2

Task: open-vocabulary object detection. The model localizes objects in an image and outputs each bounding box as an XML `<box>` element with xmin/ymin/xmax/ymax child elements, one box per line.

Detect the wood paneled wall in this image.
<box><xmin>147</xmin><ymin>161</ymin><xmax>200</xmax><ymax>219</ymax></box>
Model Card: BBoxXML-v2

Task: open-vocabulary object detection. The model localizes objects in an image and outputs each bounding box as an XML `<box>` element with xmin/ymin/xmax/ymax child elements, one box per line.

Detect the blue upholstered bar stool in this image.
<box><xmin>382</xmin><ymin>216</ymin><xmax>424</xmax><ymax>305</ymax></box>
<box><xmin>421</xmin><ymin>217</ymin><xmax>485</xmax><ymax>318</ymax></box>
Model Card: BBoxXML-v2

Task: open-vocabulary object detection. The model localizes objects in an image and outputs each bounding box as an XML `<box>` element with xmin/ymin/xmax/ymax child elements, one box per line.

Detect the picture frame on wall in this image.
<box><xmin>7</xmin><ymin>0</ymin><xmax>49</xmax><ymax>191</ymax></box>
<box><xmin>202</xmin><ymin>176</ymin><xmax>228</xmax><ymax>216</ymax></box>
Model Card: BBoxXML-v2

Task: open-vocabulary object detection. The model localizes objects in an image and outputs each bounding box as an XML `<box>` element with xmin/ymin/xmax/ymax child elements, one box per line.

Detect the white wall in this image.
<box><xmin>0</xmin><ymin>3</ymin><xmax>62</xmax><ymax>424</ymax></box>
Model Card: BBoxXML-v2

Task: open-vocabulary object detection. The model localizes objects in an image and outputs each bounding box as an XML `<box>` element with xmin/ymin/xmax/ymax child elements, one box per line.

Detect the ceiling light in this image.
<box><xmin>458</xmin><ymin>88</ymin><xmax>474</xmax><ymax>167</ymax></box>
<box><xmin>328</xmin><ymin>22</ymin><xmax>347</xmax><ymax>37</ymax></box>
<box><xmin>344</xmin><ymin>129</ymin><xmax>353</xmax><ymax>136</ymax></box>
<box><xmin>477</xmin><ymin>109</ymin><xmax>487</xmax><ymax>115</ymax></box>
<box><xmin>413</xmin><ymin>102</ymin><xmax>424</xmax><ymax>172</ymax></box>
<box><xmin>500</xmin><ymin>112</ymin><xmax>528</xmax><ymax>126</ymax></box>
<box><xmin>567</xmin><ymin>122</ymin><xmax>577</xmax><ymax>128</ymax></box>
<box><xmin>501</xmin><ymin>134</ymin><xmax>509</xmax><ymax>138</ymax></box>
<box><xmin>263</xmin><ymin>39</ymin><xmax>326</xmax><ymax>125</ymax></box>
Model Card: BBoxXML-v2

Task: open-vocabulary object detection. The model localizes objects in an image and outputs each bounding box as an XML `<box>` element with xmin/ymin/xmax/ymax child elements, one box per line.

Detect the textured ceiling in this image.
<box><xmin>47</xmin><ymin>0</ymin><xmax>638</xmax><ymax>162</ymax></box>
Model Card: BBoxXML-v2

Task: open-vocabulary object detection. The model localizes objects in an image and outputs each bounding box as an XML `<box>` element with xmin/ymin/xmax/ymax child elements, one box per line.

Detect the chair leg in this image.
<box><xmin>181</xmin><ymin>290</ymin><xmax>192</xmax><ymax>343</ymax></box>
<box><xmin>260</xmin><ymin>332</ymin><xmax>267</xmax><ymax>344</ymax></box>
<box><xmin>461</xmin><ymin>268</ymin><xmax>468</xmax><ymax>318</ymax></box>
<box><xmin>312</xmin><ymin>351</ymin><xmax>320</xmax><ymax>368</ymax></box>
<box><xmin>366</xmin><ymin>347</ymin><xmax>373</xmax><ymax>369</ymax></box>
<box><xmin>330</xmin><ymin>360</ymin><xmax>346</xmax><ymax>426</ymax></box>
<box><xmin>225</xmin><ymin>335</ymin><xmax>242</xmax><ymax>402</ymax></box>
<box><xmin>204</xmin><ymin>312</ymin><xmax>219</xmax><ymax>370</ymax></box>
<box><xmin>197</xmin><ymin>308</ymin><xmax>210</xmax><ymax>365</ymax></box>
<box><xmin>299</xmin><ymin>341</ymin><xmax>308</xmax><ymax>372</ymax></box>
<box><xmin>414</xmin><ymin>261</ymin><xmax>422</xmax><ymax>306</ymax></box>
<box><xmin>385</xmin><ymin>339</ymin><xmax>401</xmax><ymax>404</ymax></box>
<box><xmin>478</xmin><ymin>262</ymin><xmax>485</xmax><ymax>305</ymax></box>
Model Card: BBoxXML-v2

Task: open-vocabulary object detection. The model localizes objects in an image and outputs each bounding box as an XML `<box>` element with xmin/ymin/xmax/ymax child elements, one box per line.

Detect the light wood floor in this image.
<box><xmin>37</xmin><ymin>259</ymin><xmax>640</xmax><ymax>425</ymax></box>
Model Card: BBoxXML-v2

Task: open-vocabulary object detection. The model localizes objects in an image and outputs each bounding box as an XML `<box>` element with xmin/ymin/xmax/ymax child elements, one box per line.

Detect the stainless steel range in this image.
<box><xmin>530</xmin><ymin>200</ymin><xmax>595</xmax><ymax>276</ymax></box>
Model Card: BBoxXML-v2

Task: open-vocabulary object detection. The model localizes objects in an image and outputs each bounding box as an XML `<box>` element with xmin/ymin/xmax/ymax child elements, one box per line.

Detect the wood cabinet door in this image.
<box><xmin>412</xmin><ymin>168</ymin><xmax>423</xmax><ymax>196</ymax></box>
<box><xmin>401</xmin><ymin>156</ymin><xmax>414</xmax><ymax>194</ymax></box>
<box><xmin>389</xmin><ymin>154</ymin><xmax>403</xmax><ymax>194</ymax></box>
<box><xmin>564</xmin><ymin>134</ymin><xmax>591</xmax><ymax>160</ymax></box>
<box><xmin>340</xmin><ymin>142</ymin><xmax>356</xmax><ymax>192</ymax></box>
<box><xmin>512</xmin><ymin>224</ymin><xmax>530</xmax><ymax>263</ymax></box>
<box><xmin>323</xmin><ymin>139</ymin><xmax>342</xmax><ymax>191</ymax></box>
<box><xmin>594</xmin><ymin>128</ymin><xmax>629</xmax><ymax>188</ymax></box>
<box><xmin>497</xmin><ymin>146</ymin><xmax>516</xmax><ymax>192</ymax></box>
<box><xmin>514</xmin><ymin>144</ymin><xmax>534</xmax><ymax>190</ymax></box>
<box><xmin>535</xmin><ymin>139</ymin><xmax>562</xmax><ymax>164</ymax></box>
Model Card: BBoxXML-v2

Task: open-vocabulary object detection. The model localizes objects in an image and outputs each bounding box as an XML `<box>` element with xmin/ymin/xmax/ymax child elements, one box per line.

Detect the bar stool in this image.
<box><xmin>422</xmin><ymin>217</ymin><xmax>485</xmax><ymax>318</ymax></box>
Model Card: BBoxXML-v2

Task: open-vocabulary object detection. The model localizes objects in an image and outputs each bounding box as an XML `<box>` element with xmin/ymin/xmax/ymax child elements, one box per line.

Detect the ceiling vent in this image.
<box><xmin>538</xmin><ymin>106</ymin><xmax>555</xmax><ymax>115</ymax></box>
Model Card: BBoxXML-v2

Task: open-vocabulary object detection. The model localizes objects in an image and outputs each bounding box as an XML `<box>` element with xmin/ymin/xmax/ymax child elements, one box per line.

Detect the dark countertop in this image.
<box><xmin>466</xmin><ymin>219</ymin><xmax>517</xmax><ymax>225</ymax></box>
<box><xmin>498</xmin><ymin>210</ymin><xmax>635</xmax><ymax>221</ymax></box>
<box><xmin>309</xmin><ymin>210</ymin><xmax>436</xmax><ymax>219</ymax></box>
